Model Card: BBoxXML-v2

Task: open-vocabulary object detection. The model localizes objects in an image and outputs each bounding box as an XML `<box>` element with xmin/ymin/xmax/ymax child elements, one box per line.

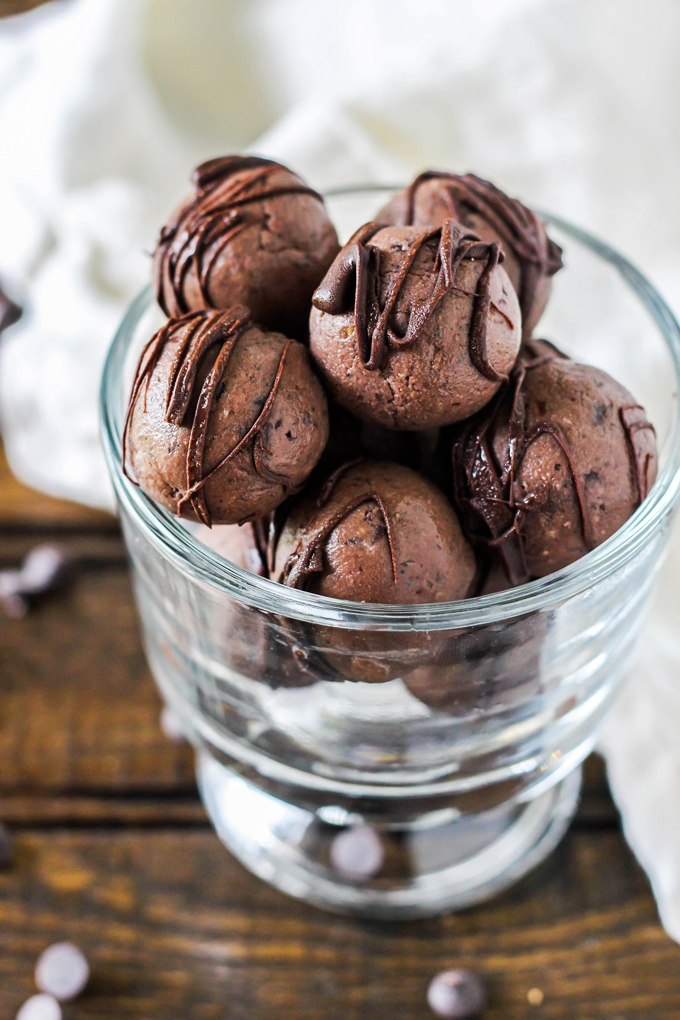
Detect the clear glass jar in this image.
<box><xmin>101</xmin><ymin>189</ymin><xmax>680</xmax><ymax>919</ymax></box>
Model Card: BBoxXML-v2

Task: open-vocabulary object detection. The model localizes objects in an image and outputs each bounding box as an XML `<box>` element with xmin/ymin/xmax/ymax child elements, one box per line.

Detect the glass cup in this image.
<box><xmin>101</xmin><ymin>188</ymin><xmax>680</xmax><ymax>919</ymax></box>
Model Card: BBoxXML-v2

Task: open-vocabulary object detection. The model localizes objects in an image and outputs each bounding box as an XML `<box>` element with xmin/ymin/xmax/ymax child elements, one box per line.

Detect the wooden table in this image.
<box><xmin>2</xmin><ymin>4</ymin><xmax>680</xmax><ymax>1016</ymax></box>
<box><xmin>1</xmin><ymin>439</ymin><xmax>680</xmax><ymax>1020</ymax></box>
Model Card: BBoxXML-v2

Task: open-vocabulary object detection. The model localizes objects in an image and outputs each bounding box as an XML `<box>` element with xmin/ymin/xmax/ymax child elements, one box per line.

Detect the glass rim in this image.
<box><xmin>100</xmin><ymin>193</ymin><xmax>680</xmax><ymax>632</ymax></box>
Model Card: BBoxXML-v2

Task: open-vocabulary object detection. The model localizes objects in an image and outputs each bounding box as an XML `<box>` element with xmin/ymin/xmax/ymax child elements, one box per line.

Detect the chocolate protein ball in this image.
<box><xmin>273</xmin><ymin>459</ymin><xmax>476</xmax><ymax>681</ymax></box>
<box><xmin>124</xmin><ymin>307</ymin><xmax>329</xmax><ymax>526</ymax></box>
<box><xmin>452</xmin><ymin>339</ymin><xmax>658</xmax><ymax>583</ymax></box>
<box><xmin>310</xmin><ymin>220</ymin><xmax>521</xmax><ymax>430</ymax></box>
<box><xmin>378</xmin><ymin>171</ymin><xmax>563</xmax><ymax>336</ymax></box>
<box><xmin>404</xmin><ymin>612</ymin><xmax>545</xmax><ymax>717</ymax></box>
<box><xmin>153</xmin><ymin>156</ymin><xmax>340</xmax><ymax>337</ymax></box>
<box><xmin>274</xmin><ymin>459</ymin><xmax>476</xmax><ymax>602</ymax></box>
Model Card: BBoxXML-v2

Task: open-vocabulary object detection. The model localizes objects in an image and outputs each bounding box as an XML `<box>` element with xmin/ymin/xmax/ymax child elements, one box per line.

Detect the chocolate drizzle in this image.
<box><xmin>452</xmin><ymin>340</ymin><xmax>593</xmax><ymax>585</ymax></box>
<box><xmin>280</xmin><ymin>460</ymin><xmax>398</xmax><ymax>591</ymax></box>
<box><xmin>312</xmin><ymin>218</ymin><xmax>511</xmax><ymax>382</ymax></box>
<box><xmin>400</xmin><ymin>171</ymin><xmax>563</xmax><ymax>325</ymax></box>
<box><xmin>620</xmin><ymin>404</ymin><xmax>657</xmax><ymax>503</ymax></box>
<box><xmin>123</xmin><ymin>306</ymin><xmax>295</xmax><ymax>527</ymax></box>
<box><xmin>155</xmin><ymin>156</ymin><xmax>325</xmax><ymax>317</ymax></box>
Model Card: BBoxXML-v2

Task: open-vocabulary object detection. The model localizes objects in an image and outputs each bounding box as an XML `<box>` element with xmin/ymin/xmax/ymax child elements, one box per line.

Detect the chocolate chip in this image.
<box><xmin>0</xmin><ymin>545</ymin><xmax>69</xmax><ymax>618</ymax></box>
<box><xmin>15</xmin><ymin>994</ymin><xmax>61</xmax><ymax>1020</ymax></box>
<box><xmin>35</xmin><ymin>943</ymin><xmax>89</xmax><ymax>1002</ymax></box>
<box><xmin>329</xmin><ymin>825</ymin><xmax>384</xmax><ymax>880</ymax></box>
<box><xmin>427</xmin><ymin>969</ymin><xmax>486</xmax><ymax>1018</ymax></box>
<box><xmin>159</xmin><ymin>705</ymin><xmax>186</xmax><ymax>742</ymax></box>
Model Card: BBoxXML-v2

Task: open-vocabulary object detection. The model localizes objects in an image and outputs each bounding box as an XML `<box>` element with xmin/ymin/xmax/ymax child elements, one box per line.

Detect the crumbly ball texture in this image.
<box><xmin>274</xmin><ymin>460</ymin><xmax>476</xmax><ymax>604</ymax></box>
<box><xmin>378</xmin><ymin>172</ymin><xmax>562</xmax><ymax>337</ymax></box>
<box><xmin>153</xmin><ymin>156</ymin><xmax>340</xmax><ymax>338</ymax></box>
<box><xmin>309</xmin><ymin>224</ymin><xmax>521</xmax><ymax>430</ymax></box>
<box><xmin>125</xmin><ymin>309</ymin><xmax>329</xmax><ymax>526</ymax></box>
<box><xmin>452</xmin><ymin>342</ymin><xmax>658</xmax><ymax>582</ymax></box>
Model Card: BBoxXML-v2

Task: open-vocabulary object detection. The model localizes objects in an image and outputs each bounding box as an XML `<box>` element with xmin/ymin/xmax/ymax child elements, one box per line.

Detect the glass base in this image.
<box><xmin>197</xmin><ymin>751</ymin><xmax>582</xmax><ymax>919</ymax></box>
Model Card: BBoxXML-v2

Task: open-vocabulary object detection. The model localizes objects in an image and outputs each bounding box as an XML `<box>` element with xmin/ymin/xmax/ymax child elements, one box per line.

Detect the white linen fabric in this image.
<box><xmin>1</xmin><ymin>0</ymin><xmax>680</xmax><ymax>937</ymax></box>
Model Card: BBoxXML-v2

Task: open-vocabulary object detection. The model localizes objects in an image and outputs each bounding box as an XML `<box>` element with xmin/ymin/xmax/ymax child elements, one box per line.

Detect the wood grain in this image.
<box><xmin>0</xmin><ymin>826</ymin><xmax>679</xmax><ymax>1019</ymax></box>
<box><xmin>0</xmin><ymin>417</ymin><xmax>674</xmax><ymax>1017</ymax></box>
<box><xmin>0</xmin><ymin>566</ymin><xmax>194</xmax><ymax>792</ymax></box>
<box><xmin>0</xmin><ymin>522</ymin><xmax>616</xmax><ymax>822</ymax></box>
<box><xmin>0</xmin><ymin>793</ymin><xmax>206</xmax><ymax>826</ymax></box>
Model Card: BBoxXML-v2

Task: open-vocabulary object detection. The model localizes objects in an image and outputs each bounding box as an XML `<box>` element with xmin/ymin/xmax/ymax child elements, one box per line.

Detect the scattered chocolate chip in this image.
<box><xmin>0</xmin><ymin>545</ymin><xmax>69</xmax><ymax>618</ymax></box>
<box><xmin>159</xmin><ymin>705</ymin><xmax>186</xmax><ymax>742</ymax></box>
<box><xmin>35</xmin><ymin>942</ymin><xmax>89</xmax><ymax>1002</ymax></box>
<box><xmin>427</xmin><ymin>969</ymin><xmax>486</xmax><ymax>1018</ymax></box>
<box><xmin>16</xmin><ymin>994</ymin><xmax>61</xmax><ymax>1020</ymax></box>
<box><xmin>329</xmin><ymin>825</ymin><xmax>384</xmax><ymax>880</ymax></box>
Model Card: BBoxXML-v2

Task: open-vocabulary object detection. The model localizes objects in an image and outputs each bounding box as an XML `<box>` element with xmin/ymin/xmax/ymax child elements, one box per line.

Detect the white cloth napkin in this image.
<box><xmin>1</xmin><ymin>0</ymin><xmax>680</xmax><ymax>937</ymax></box>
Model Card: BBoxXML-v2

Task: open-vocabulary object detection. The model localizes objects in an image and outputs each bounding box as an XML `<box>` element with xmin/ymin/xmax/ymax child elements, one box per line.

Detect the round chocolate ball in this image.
<box><xmin>452</xmin><ymin>340</ymin><xmax>658</xmax><ymax>583</ymax></box>
<box><xmin>378</xmin><ymin>171</ymin><xmax>563</xmax><ymax>336</ymax></box>
<box><xmin>153</xmin><ymin>156</ymin><xmax>340</xmax><ymax>337</ymax></box>
<box><xmin>310</xmin><ymin>220</ymin><xmax>521</xmax><ymax>430</ymax></box>
<box><xmin>124</xmin><ymin>307</ymin><xmax>329</xmax><ymax>526</ymax></box>
<box><xmin>273</xmin><ymin>460</ymin><xmax>476</xmax><ymax>682</ymax></box>
<box><xmin>274</xmin><ymin>459</ymin><xmax>476</xmax><ymax>604</ymax></box>
<box><xmin>404</xmin><ymin>613</ymin><xmax>545</xmax><ymax>717</ymax></box>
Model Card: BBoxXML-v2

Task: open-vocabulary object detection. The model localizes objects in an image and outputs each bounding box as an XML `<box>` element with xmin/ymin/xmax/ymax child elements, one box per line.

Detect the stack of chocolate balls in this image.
<box><xmin>125</xmin><ymin>157</ymin><xmax>658</xmax><ymax>617</ymax></box>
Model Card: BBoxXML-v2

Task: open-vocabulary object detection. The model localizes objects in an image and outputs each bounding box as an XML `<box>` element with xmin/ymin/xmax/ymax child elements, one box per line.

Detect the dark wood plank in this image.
<box><xmin>0</xmin><ymin>541</ymin><xmax>613</xmax><ymax>816</ymax></box>
<box><xmin>0</xmin><ymin>793</ymin><xmax>206</xmax><ymax>826</ymax></box>
<box><xmin>0</xmin><ymin>512</ymin><xmax>617</xmax><ymax>823</ymax></box>
<box><xmin>0</xmin><ymin>567</ymin><xmax>195</xmax><ymax>793</ymax></box>
<box><xmin>0</xmin><ymin>825</ymin><xmax>678</xmax><ymax>1019</ymax></box>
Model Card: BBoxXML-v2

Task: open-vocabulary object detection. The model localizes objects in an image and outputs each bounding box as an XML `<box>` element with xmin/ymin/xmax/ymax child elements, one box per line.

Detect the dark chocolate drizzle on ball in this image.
<box><xmin>401</xmin><ymin>171</ymin><xmax>563</xmax><ymax>325</ymax></box>
<box><xmin>312</xmin><ymin>218</ymin><xmax>511</xmax><ymax>382</ymax></box>
<box><xmin>155</xmin><ymin>157</ymin><xmax>325</xmax><ymax>317</ymax></box>
<box><xmin>453</xmin><ymin>341</ymin><xmax>657</xmax><ymax>585</ymax></box>
<box><xmin>452</xmin><ymin>340</ymin><xmax>591</xmax><ymax>586</ymax></box>
<box><xmin>123</xmin><ymin>306</ymin><xmax>295</xmax><ymax>527</ymax></box>
<box><xmin>280</xmin><ymin>460</ymin><xmax>398</xmax><ymax>590</ymax></box>
<box><xmin>619</xmin><ymin>404</ymin><xmax>657</xmax><ymax>503</ymax></box>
